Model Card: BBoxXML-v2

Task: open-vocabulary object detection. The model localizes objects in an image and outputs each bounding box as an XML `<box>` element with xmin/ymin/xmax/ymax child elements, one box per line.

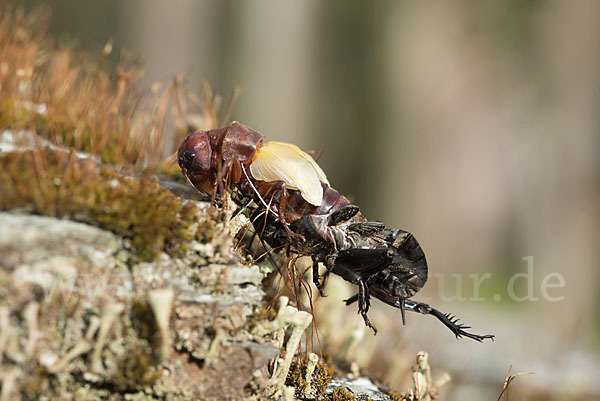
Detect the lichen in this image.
<box><xmin>385</xmin><ymin>351</ymin><xmax>451</xmax><ymax>401</ymax></box>
<box><xmin>1</xmin><ymin>211</ymin><xmax>274</xmax><ymax>400</ymax></box>
<box><xmin>286</xmin><ymin>356</ymin><xmax>333</xmax><ymax>400</ymax></box>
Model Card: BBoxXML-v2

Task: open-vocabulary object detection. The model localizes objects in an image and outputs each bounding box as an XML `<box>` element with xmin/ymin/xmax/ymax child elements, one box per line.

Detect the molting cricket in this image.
<box><xmin>178</xmin><ymin>121</ymin><xmax>494</xmax><ymax>342</ymax></box>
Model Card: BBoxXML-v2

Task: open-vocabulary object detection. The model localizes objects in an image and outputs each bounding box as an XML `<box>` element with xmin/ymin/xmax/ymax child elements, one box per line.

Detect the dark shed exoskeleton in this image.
<box><xmin>268</xmin><ymin>205</ymin><xmax>493</xmax><ymax>341</ymax></box>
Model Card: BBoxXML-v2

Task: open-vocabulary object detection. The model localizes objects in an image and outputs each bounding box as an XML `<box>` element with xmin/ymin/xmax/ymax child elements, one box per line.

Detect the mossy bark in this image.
<box><xmin>0</xmin><ymin>138</ymin><xmax>438</xmax><ymax>401</ymax></box>
<box><xmin>0</xmin><ymin>212</ymin><xmax>280</xmax><ymax>400</ymax></box>
<box><xmin>0</xmin><ymin>141</ymin><xmax>280</xmax><ymax>400</ymax></box>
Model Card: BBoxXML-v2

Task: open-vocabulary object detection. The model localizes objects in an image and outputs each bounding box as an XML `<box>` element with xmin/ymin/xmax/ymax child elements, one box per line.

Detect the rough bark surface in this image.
<box><xmin>0</xmin><ymin>211</ymin><xmax>278</xmax><ymax>400</ymax></box>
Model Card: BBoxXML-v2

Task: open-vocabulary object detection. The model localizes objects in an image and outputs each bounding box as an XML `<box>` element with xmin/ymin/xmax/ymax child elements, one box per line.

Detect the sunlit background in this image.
<box><xmin>16</xmin><ymin>1</ymin><xmax>600</xmax><ymax>399</ymax></box>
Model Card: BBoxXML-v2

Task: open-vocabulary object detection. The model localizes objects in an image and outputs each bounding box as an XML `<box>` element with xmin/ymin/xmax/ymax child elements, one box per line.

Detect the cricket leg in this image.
<box><xmin>346</xmin><ymin>290</ymin><xmax>494</xmax><ymax>342</ymax></box>
<box><xmin>327</xmin><ymin>260</ymin><xmax>377</xmax><ymax>334</ymax></box>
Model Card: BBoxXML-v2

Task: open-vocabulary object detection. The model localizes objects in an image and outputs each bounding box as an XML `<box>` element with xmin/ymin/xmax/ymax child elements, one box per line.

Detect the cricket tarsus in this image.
<box><xmin>345</xmin><ymin>294</ymin><xmax>494</xmax><ymax>342</ymax></box>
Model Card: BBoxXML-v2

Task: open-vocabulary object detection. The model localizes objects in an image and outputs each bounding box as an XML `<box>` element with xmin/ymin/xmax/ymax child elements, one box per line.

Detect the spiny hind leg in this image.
<box><xmin>404</xmin><ymin>300</ymin><xmax>495</xmax><ymax>342</ymax></box>
<box><xmin>346</xmin><ymin>293</ymin><xmax>494</xmax><ymax>342</ymax></box>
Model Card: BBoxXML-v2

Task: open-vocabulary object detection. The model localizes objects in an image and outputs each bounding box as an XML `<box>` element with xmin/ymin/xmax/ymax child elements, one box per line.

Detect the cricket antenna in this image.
<box><xmin>232</xmin><ymin>198</ymin><xmax>253</xmax><ymax>220</ymax></box>
<box><xmin>258</xmin><ymin>235</ymin><xmax>282</xmax><ymax>276</ymax></box>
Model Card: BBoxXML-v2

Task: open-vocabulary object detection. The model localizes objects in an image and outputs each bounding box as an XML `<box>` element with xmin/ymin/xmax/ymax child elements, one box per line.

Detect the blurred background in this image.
<box><xmin>13</xmin><ymin>0</ymin><xmax>600</xmax><ymax>399</ymax></box>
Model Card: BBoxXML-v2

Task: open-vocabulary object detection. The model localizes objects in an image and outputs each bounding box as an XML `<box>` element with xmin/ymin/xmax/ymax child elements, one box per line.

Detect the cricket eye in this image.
<box><xmin>178</xmin><ymin>150</ymin><xmax>195</xmax><ymax>169</ymax></box>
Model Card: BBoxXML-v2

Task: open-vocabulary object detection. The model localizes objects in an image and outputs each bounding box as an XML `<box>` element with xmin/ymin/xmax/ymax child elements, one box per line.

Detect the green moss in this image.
<box><xmin>130</xmin><ymin>297</ymin><xmax>161</xmax><ymax>345</ymax></box>
<box><xmin>113</xmin><ymin>343</ymin><xmax>162</xmax><ymax>390</ymax></box>
<box><xmin>106</xmin><ymin>299</ymin><xmax>164</xmax><ymax>390</ymax></box>
<box><xmin>0</xmin><ymin>149</ymin><xmax>212</xmax><ymax>261</ymax></box>
<box><xmin>286</xmin><ymin>356</ymin><xmax>333</xmax><ymax>400</ymax></box>
<box><xmin>331</xmin><ymin>387</ymin><xmax>356</xmax><ymax>401</ymax></box>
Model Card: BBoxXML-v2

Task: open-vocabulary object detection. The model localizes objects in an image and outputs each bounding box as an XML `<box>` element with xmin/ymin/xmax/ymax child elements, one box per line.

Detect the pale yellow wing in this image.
<box><xmin>250</xmin><ymin>141</ymin><xmax>330</xmax><ymax>206</ymax></box>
